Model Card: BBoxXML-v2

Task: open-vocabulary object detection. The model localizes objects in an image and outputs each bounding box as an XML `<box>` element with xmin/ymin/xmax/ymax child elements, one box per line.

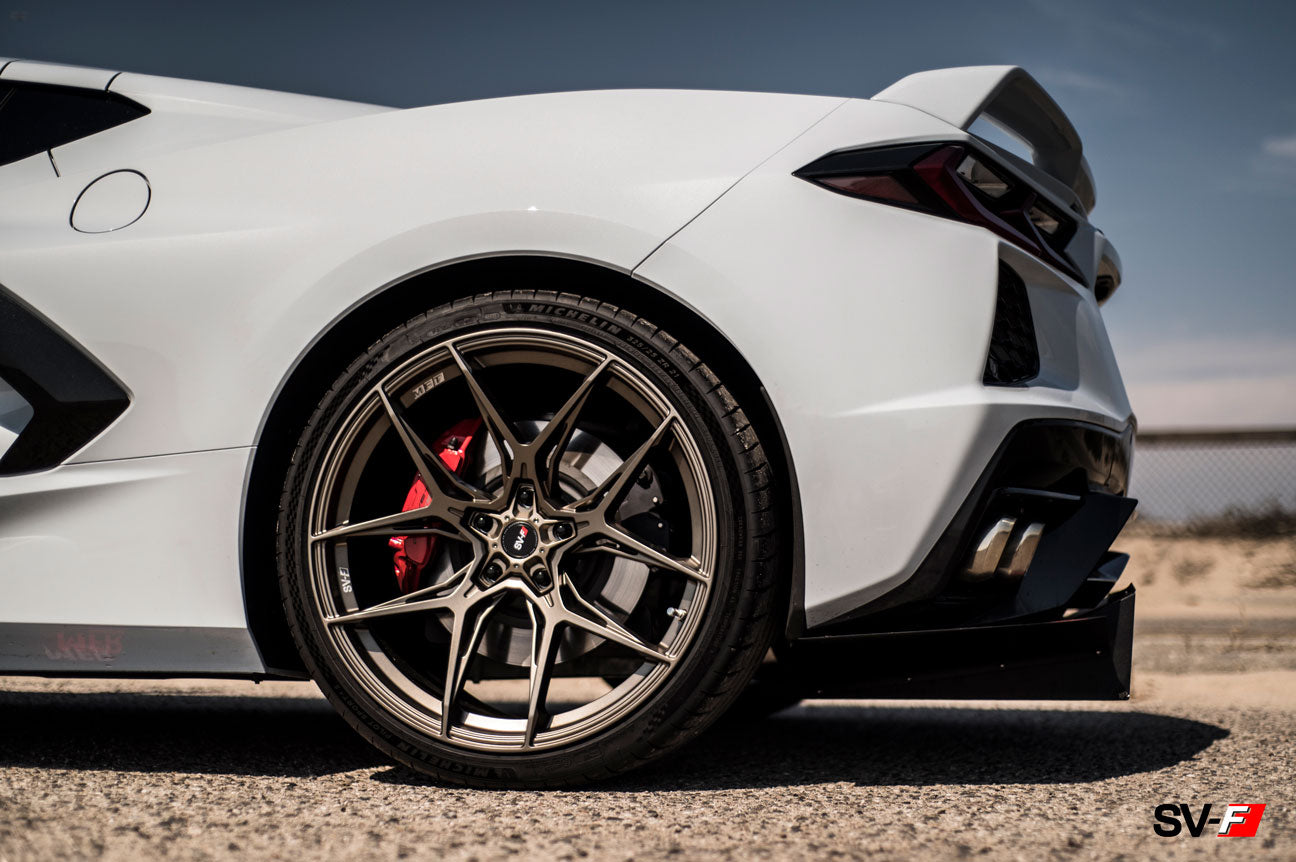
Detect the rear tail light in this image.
<box><xmin>794</xmin><ymin>142</ymin><xmax>1080</xmax><ymax>280</ymax></box>
<box><xmin>1027</xmin><ymin>202</ymin><xmax>1063</xmax><ymax>236</ymax></box>
<box><xmin>956</xmin><ymin>154</ymin><xmax>1011</xmax><ymax>199</ymax></box>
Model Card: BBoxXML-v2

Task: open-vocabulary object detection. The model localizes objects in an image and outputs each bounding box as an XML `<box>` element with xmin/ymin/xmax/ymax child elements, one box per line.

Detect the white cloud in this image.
<box><xmin>1262</xmin><ymin>134</ymin><xmax>1296</xmax><ymax>159</ymax></box>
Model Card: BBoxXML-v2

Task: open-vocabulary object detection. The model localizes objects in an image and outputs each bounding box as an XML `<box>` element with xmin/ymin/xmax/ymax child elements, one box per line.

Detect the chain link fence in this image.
<box><xmin>1129</xmin><ymin>428</ymin><xmax>1296</xmax><ymax>534</ymax></box>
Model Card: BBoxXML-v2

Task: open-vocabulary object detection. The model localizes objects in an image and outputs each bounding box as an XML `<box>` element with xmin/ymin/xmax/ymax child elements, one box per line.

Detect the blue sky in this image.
<box><xmin>3</xmin><ymin>0</ymin><xmax>1294</xmax><ymax>428</ymax></box>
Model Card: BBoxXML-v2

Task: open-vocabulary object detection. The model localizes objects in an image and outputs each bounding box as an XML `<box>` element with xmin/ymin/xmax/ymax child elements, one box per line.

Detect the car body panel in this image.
<box><xmin>0</xmin><ymin>87</ymin><xmax>844</xmax><ymax>464</ymax></box>
<box><xmin>0</xmin><ymin>62</ymin><xmax>1131</xmax><ymax>673</ymax></box>
<box><xmin>0</xmin><ymin>448</ymin><xmax>251</xmax><ymax>627</ymax></box>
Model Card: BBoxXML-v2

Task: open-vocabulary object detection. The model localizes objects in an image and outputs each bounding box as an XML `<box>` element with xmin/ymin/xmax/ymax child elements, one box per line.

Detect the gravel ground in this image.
<box><xmin>0</xmin><ymin>666</ymin><xmax>1292</xmax><ymax>861</ymax></box>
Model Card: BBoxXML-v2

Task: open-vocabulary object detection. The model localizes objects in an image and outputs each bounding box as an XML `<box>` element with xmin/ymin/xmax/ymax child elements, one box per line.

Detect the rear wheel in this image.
<box><xmin>277</xmin><ymin>290</ymin><xmax>782</xmax><ymax>787</ymax></box>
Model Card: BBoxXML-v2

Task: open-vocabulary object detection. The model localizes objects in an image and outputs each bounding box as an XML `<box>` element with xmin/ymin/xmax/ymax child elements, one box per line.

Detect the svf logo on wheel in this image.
<box><xmin>1153</xmin><ymin>803</ymin><xmax>1267</xmax><ymax>838</ymax></box>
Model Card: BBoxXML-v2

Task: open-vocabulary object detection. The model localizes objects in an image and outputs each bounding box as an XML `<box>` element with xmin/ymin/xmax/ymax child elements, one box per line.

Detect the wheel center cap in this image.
<box><xmin>501</xmin><ymin>521</ymin><xmax>539</xmax><ymax>559</ymax></box>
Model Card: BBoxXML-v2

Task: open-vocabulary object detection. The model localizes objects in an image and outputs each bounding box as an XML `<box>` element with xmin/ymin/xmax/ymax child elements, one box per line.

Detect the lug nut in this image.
<box><xmin>517</xmin><ymin>486</ymin><xmax>534</xmax><ymax>507</ymax></box>
<box><xmin>531</xmin><ymin>567</ymin><xmax>551</xmax><ymax>588</ymax></box>
<box><xmin>472</xmin><ymin>513</ymin><xmax>493</xmax><ymax>533</ymax></box>
<box><xmin>553</xmin><ymin>522</ymin><xmax>574</xmax><ymax>540</ymax></box>
<box><xmin>482</xmin><ymin>562</ymin><xmax>504</xmax><ymax>584</ymax></box>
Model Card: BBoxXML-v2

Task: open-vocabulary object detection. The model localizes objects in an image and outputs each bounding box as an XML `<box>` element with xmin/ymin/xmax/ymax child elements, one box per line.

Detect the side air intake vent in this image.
<box><xmin>983</xmin><ymin>262</ymin><xmax>1039</xmax><ymax>386</ymax></box>
<box><xmin>0</xmin><ymin>289</ymin><xmax>130</xmax><ymax>474</ymax></box>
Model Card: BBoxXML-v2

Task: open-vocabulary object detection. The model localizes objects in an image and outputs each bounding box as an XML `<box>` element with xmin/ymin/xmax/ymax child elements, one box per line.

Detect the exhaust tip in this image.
<box><xmin>998</xmin><ymin>521</ymin><xmax>1045</xmax><ymax>579</ymax></box>
<box><xmin>962</xmin><ymin>517</ymin><xmax>1016</xmax><ymax>582</ymax></box>
<box><xmin>961</xmin><ymin>518</ymin><xmax>1046</xmax><ymax>582</ymax></box>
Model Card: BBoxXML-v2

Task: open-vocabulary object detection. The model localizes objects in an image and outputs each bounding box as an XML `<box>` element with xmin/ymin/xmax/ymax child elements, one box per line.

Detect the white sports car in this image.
<box><xmin>0</xmin><ymin>59</ymin><xmax>1135</xmax><ymax>787</ymax></box>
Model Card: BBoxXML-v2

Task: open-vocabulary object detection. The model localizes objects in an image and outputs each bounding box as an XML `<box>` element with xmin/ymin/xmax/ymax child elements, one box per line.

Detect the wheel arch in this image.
<box><xmin>241</xmin><ymin>254</ymin><xmax>804</xmax><ymax>674</ymax></box>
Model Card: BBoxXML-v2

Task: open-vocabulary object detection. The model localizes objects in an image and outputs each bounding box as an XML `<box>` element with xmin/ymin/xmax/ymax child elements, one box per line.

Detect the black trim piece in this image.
<box><xmin>999</xmin><ymin>492</ymin><xmax>1135</xmax><ymax>619</ymax></box>
<box><xmin>0</xmin><ymin>289</ymin><xmax>130</xmax><ymax>474</ymax></box>
<box><xmin>0</xmin><ymin>80</ymin><xmax>150</xmax><ymax>168</ymax></box>
<box><xmin>783</xmin><ymin>587</ymin><xmax>1135</xmax><ymax>701</ymax></box>
<box><xmin>1070</xmin><ymin>551</ymin><xmax>1128</xmax><ymax>608</ymax></box>
<box><xmin>983</xmin><ymin>262</ymin><xmax>1040</xmax><ymax>386</ymax></box>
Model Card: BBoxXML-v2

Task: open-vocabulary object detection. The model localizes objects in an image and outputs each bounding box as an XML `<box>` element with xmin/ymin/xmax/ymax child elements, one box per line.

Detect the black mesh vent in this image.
<box><xmin>983</xmin><ymin>262</ymin><xmax>1039</xmax><ymax>386</ymax></box>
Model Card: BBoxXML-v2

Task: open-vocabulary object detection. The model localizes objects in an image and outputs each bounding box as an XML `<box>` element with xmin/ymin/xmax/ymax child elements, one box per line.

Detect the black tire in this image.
<box><xmin>719</xmin><ymin>653</ymin><xmax>803</xmax><ymax>724</ymax></box>
<box><xmin>276</xmin><ymin>289</ymin><xmax>783</xmax><ymax>787</ymax></box>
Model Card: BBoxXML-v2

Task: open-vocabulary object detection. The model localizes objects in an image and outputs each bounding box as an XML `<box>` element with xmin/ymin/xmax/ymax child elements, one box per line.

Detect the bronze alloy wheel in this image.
<box><xmin>278</xmin><ymin>290</ymin><xmax>782</xmax><ymax>787</ymax></box>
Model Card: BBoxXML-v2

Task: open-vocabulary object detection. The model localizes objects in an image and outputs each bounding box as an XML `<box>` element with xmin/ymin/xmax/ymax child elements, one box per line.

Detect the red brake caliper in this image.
<box><xmin>389</xmin><ymin>418</ymin><xmax>482</xmax><ymax>593</ymax></box>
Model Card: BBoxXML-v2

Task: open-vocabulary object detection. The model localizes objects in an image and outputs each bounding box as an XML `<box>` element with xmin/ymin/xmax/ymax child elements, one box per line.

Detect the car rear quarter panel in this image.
<box><xmin>0</xmin><ymin>89</ymin><xmax>843</xmax><ymax>462</ymax></box>
<box><xmin>636</xmin><ymin>98</ymin><xmax>1133</xmax><ymax>626</ymax></box>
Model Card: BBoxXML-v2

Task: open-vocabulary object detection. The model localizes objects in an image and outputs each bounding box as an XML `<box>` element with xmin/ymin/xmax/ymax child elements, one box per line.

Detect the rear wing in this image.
<box><xmin>873</xmin><ymin>66</ymin><xmax>1095</xmax><ymax>214</ymax></box>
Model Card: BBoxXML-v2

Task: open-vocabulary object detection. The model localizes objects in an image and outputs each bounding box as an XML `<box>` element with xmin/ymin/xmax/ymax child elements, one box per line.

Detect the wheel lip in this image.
<box><xmin>302</xmin><ymin>325</ymin><xmax>719</xmax><ymax>753</ymax></box>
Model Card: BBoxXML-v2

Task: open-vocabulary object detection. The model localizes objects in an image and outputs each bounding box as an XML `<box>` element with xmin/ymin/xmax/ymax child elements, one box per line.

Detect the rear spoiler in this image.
<box><xmin>873</xmin><ymin>66</ymin><xmax>1095</xmax><ymax>214</ymax></box>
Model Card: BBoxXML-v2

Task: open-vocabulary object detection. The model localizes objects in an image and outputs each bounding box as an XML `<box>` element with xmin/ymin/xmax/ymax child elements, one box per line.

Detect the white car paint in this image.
<box><xmin>0</xmin><ymin>60</ymin><xmax>1131</xmax><ymax>672</ymax></box>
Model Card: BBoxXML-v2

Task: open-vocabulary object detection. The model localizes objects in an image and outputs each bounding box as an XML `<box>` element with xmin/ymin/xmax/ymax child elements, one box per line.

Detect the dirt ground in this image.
<box><xmin>1117</xmin><ymin>532</ymin><xmax>1296</xmax><ymax>621</ymax></box>
<box><xmin>1</xmin><ymin>533</ymin><xmax>1294</xmax><ymax>861</ymax></box>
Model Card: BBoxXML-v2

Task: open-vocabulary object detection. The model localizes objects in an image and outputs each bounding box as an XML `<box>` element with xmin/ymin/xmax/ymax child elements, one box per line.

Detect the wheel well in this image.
<box><xmin>242</xmin><ymin>255</ymin><xmax>804</xmax><ymax>674</ymax></box>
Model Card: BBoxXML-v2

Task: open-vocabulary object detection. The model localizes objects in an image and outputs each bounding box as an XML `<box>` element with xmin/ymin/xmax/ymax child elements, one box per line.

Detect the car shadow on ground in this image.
<box><xmin>594</xmin><ymin>704</ymin><xmax>1230</xmax><ymax>791</ymax></box>
<box><xmin>0</xmin><ymin>689</ymin><xmax>379</xmax><ymax>778</ymax></box>
<box><xmin>0</xmin><ymin>688</ymin><xmax>1228</xmax><ymax>788</ymax></box>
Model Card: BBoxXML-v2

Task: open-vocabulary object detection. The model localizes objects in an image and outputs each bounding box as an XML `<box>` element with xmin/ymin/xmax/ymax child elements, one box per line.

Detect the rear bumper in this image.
<box><xmin>773</xmin><ymin>417</ymin><xmax>1139</xmax><ymax>701</ymax></box>
<box><xmin>784</xmin><ymin>585</ymin><xmax>1135</xmax><ymax>700</ymax></box>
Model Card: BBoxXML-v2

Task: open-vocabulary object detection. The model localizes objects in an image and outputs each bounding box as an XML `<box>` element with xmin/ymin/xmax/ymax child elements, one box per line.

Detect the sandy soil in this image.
<box><xmin>1116</xmin><ymin>533</ymin><xmax>1296</xmax><ymax>620</ymax></box>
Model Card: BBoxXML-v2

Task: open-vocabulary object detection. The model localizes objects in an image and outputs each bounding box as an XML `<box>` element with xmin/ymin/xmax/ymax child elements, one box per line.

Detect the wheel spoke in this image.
<box><xmin>569</xmin><ymin>413</ymin><xmax>675</xmax><ymax>515</ymax></box>
<box><xmin>559</xmin><ymin>579</ymin><xmax>675</xmax><ymax>664</ymax></box>
<box><xmin>324</xmin><ymin>562</ymin><xmax>474</xmax><ymax>626</ymax></box>
<box><xmin>522</xmin><ymin>600</ymin><xmax>561</xmax><ymax>747</ymax></box>
<box><xmin>448</xmin><ymin>342</ymin><xmax>522</xmax><ymax>476</ymax></box>
<box><xmin>532</xmin><ymin>355</ymin><xmax>613</xmax><ymax>496</ymax></box>
<box><xmin>441</xmin><ymin>593</ymin><xmax>505</xmax><ymax>738</ymax></box>
<box><xmin>331</xmin><ymin>525</ymin><xmax>465</xmax><ymax>541</ymax></box>
<box><xmin>377</xmin><ymin>387</ymin><xmax>486</xmax><ymax>503</ymax></box>
<box><xmin>312</xmin><ymin>506</ymin><xmax>447</xmax><ymax>544</ymax></box>
<box><xmin>583</xmin><ymin>525</ymin><xmax>709</xmax><ymax>583</ymax></box>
